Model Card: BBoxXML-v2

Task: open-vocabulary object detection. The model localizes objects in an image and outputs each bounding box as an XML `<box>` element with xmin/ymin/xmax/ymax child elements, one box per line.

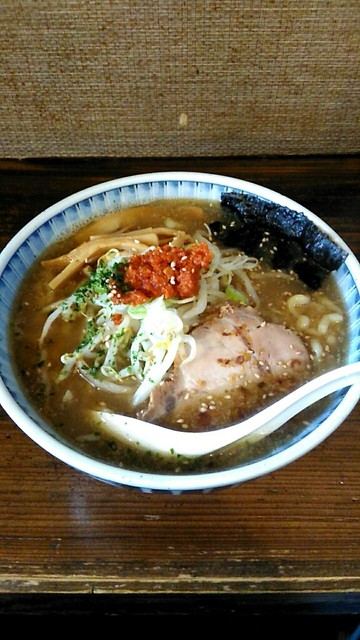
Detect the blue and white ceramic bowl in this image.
<box><xmin>0</xmin><ymin>172</ymin><xmax>359</xmax><ymax>494</ymax></box>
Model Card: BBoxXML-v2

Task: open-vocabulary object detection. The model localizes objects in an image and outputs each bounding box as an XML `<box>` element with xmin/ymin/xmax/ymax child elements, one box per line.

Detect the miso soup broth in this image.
<box><xmin>9</xmin><ymin>198</ymin><xmax>348</xmax><ymax>474</ymax></box>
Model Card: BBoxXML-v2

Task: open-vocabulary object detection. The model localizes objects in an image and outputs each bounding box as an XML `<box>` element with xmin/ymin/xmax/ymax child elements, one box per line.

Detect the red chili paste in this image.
<box><xmin>109</xmin><ymin>242</ymin><xmax>213</xmax><ymax>305</ymax></box>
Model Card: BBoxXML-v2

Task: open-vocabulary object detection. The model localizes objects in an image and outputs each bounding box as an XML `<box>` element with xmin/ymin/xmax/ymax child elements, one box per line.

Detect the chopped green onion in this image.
<box><xmin>225</xmin><ymin>285</ymin><xmax>248</xmax><ymax>304</ymax></box>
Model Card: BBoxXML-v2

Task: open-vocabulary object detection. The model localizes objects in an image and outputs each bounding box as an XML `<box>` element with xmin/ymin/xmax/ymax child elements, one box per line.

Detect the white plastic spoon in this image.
<box><xmin>94</xmin><ymin>361</ymin><xmax>360</xmax><ymax>458</ymax></box>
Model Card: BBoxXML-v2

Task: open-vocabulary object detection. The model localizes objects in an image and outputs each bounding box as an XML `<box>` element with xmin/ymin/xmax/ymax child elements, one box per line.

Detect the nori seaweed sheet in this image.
<box><xmin>210</xmin><ymin>191</ymin><xmax>348</xmax><ymax>289</ymax></box>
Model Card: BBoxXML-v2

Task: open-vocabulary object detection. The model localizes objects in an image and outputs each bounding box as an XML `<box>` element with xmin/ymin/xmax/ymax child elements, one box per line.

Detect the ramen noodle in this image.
<box><xmin>10</xmin><ymin>199</ymin><xmax>347</xmax><ymax>473</ymax></box>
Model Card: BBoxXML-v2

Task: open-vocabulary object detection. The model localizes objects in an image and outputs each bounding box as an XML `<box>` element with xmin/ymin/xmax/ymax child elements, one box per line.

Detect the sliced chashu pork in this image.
<box><xmin>140</xmin><ymin>302</ymin><xmax>310</xmax><ymax>429</ymax></box>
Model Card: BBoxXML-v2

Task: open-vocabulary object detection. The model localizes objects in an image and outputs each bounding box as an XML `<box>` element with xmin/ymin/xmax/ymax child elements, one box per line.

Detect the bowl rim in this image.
<box><xmin>0</xmin><ymin>170</ymin><xmax>354</xmax><ymax>266</ymax></box>
<box><xmin>1</xmin><ymin>170</ymin><xmax>360</xmax><ymax>492</ymax></box>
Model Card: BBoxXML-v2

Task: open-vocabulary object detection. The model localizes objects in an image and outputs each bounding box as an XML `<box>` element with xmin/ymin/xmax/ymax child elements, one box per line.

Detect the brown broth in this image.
<box><xmin>9</xmin><ymin>199</ymin><xmax>348</xmax><ymax>474</ymax></box>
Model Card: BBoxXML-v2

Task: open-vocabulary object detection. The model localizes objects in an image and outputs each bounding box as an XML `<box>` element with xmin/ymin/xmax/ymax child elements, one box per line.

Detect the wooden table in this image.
<box><xmin>1</xmin><ymin>156</ymin><xmax>360</xmax><ymax>622</ymax></box>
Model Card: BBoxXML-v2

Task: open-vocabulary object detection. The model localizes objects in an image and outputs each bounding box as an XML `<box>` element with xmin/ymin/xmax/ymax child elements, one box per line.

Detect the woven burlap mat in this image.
<box><xmin>1</xmin><ymin>0</ymin><xmax>359</xmax><ymax>157</ymax></box>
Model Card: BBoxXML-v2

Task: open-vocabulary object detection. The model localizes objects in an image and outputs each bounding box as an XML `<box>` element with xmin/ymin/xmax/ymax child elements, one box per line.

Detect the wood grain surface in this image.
<box><xmin>0</xmin><ymin>156</ymin><xmax>359</xmax><ymax>616</ymax></box>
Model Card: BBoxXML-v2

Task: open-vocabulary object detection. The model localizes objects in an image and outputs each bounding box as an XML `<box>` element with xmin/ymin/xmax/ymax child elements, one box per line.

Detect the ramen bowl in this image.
<box><xmin>0</xmin><ymin>171</ymin><xmax>359</xmax><ymax>494</ymax></box>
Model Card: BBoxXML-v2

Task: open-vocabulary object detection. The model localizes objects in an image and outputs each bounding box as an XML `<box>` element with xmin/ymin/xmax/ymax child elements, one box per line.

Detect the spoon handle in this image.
<box><xmin>248</xmin><ymin>363</ymin><xmax>360</xmax><ymax>442</ymax></box>
<box><xmin>215</xmin><ymin>361</ymin><xmax>360</xmax><ymax>448</ymax></box>
<box><xmin>96</xmin><ymin>362</ymin><xmax>360</xmax><ymax>458</ymax></box>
